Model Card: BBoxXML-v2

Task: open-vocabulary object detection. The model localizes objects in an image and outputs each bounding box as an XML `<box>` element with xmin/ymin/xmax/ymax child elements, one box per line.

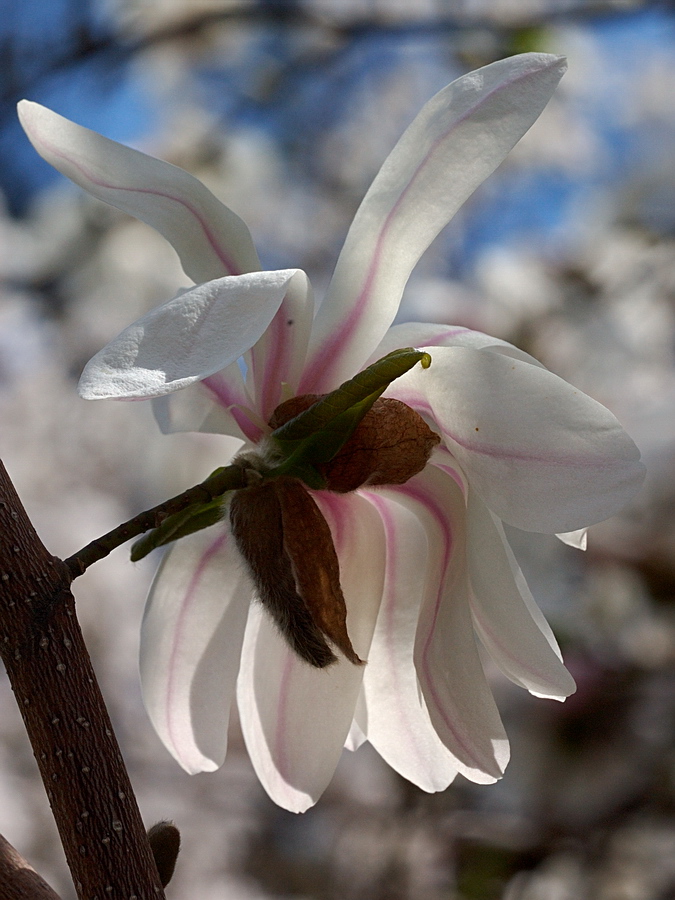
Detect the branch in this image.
<box><xmin>64</xmin><ymin>462</ymin><xmax>247</xmax><ymax>578</ymax></box>
<box><xmin>0</xmin><ymin>460</ymin><xmax>165</xmax><ymax>900</ymax></box>
<box><xmin>0</xmin><ymin>834</ymin><xmax>61</xmax><ymax>900</ymax></box>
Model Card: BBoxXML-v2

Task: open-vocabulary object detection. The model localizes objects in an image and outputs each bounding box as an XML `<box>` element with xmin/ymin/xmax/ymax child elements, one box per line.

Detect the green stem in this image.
<box><xmin>64</xmin><ymin>464</ymin><xmax>248</xmax><ymax>579</ymax></box>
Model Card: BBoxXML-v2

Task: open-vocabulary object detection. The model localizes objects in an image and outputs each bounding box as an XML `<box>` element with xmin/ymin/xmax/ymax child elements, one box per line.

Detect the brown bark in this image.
<box><xmin>0</xmin><ymin>461</ymin><xmax>165</xmax><ymax>900</ymax></box>
<box><xmin>0</xmin><ymin>834</ymin><xmax>61</xmax><ymax>900</ymax></box>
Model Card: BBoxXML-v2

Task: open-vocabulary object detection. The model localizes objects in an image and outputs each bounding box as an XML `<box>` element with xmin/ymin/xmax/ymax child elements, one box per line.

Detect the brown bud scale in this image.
<box><xmin>230</xmin><ymin>478</ymin><xmax>359</xmax><ymax>667</ymax></box>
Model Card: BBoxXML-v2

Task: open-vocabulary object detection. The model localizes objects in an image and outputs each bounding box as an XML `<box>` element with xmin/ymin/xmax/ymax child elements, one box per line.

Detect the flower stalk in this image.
<box><xmin>65</xmin><ymin>463</ymin><xmax>249</xmax><ymax>578</ymax></box>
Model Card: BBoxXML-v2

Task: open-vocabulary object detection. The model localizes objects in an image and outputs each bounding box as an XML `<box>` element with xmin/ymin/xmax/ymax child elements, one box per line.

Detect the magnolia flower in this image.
<box><xmin>19</xmin><ymin>54</ymin><xmax>644</xmax><ymax>813</ymax></box>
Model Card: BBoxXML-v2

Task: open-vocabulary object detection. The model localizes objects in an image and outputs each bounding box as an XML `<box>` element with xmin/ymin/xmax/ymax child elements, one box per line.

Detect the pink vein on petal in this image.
<box><xmin>302</xmin><ymin>64</ymin><xmax>544</xmax><ymax>391</ymax></box>
<box><xmin>390</xmin><ymin>480</ymin><xmax>488</xmax><ymax>770</ymax></box>
<box><xmin>392</xmin><ymin>389</ymin><xmax>628</xmax><ymax>470</ymax></box>
<box><xmin>312</xmin><ymin>491</ymin><xmax>348</xmax><ymax>555</ymax></box>
<box><xmin>202</xmin><ymin>375</ymin><xmax>263</xmax><ymax>442</ymax></box>
<box><xmin>165</xmin><ymin>531</ymin><xmax>228</xmax><ymax>759</ymax></box>
<box><xmin>440</xmin><ymin>424</ymin><xmax>626</xmax><ymax>468</ymax></box>
<box><xmin>419</xmin><ymin>326</ymin><xmax>472</xmax><ymax>343</ymax></box>
<box><xmin>365</xmin><ymin>491</ymin><xmax>432</xmax><ymax>769</ymax></box>
<box><xmin>253</xmin><ymin>303</ymin><xmax>292</xmax><ymax>419</ymax></box>
<box><xmin>37</xmin><ymin>137</ymin><xmax>242</xmax><ymax>276</ymax></box>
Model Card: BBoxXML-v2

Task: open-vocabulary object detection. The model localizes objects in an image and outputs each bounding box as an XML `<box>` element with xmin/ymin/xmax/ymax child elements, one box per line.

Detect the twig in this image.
<box><xmin>64</xmin><ymin>463</ymin><xmax>247</xmax><ymax>578</ymax></box>
<box><xmin>0</xmin><ymin>834</ymin><xmax>61</xmax><ymax>900</ymax></box>
<box><xmin>0</xmin><ymin>460</ymin><xmax>165</xmax><ymax>900</ymax></box>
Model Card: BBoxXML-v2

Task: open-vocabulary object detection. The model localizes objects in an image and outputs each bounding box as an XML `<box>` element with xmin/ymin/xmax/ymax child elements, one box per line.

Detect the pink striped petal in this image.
<box><xmin>390</xmin><ymin>347</ymin><xmax>645</xmax><ymax>533</ymax></box>
<box><xmin>359</xmin><ymin>489</ymin><xmax>459</xmax><ymax>791</ymax></box>
<box><xmin>391</xmin><ymin>466</ymin><xmax>509</xmax><ymax>783</ymax></box>
<box><xmin>151</xmin><ymin>373</ymin><xmax>260</xmax><ymax>443</ymax></box>
<box><xmin>18</xmin><ymin>100</ymin><xmax>260</xmax><ymax>282</ymax></box>
<box><xmin>467</xmin><ymin>490</ymin><xmax>576</xmax><ymax>700</ymax></box>
<box><xmin>236</xmin><ymin>492</ymin><xmax>386</xmax><ymax>812</ymax></box>
<box><xmin>369</xmin><ymin>322</ymin><xmax>545</xmax><ymax>368</ymax></box>
<box><xmin>78</xmin><ymin>270</ymin><xmax>306</xmax><ymax>400</ymax></box>
<box><xmin>300</xmin><ymin>53</ymin><xmax>566</xmax><ymax>392</ymax></box>
<box><xmin>140</xmin><ymin>524</ymin><xmax>252</xmax><ymax>774</ymax></box>
<box><xmin>246</xmin><ymin>272</ymin><xmax>314</xmax><ymax>422</ymax></box>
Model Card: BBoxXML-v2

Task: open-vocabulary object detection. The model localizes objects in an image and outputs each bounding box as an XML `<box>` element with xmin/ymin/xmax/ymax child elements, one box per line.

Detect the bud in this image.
<box><xmin>147</xmin><ymin>821</ymin><xmax>180</xmax><ymax>887</ymax></box>
<box><xmin>270</xmin><ymin>395</ymin><xmax>440</xmax><ymax>492</ymax></box>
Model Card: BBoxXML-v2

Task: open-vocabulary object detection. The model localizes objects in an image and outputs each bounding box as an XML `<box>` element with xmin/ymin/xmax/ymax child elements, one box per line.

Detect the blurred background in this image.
<box><xmin>1</xmin><ymin>0</ymin><xmax>674</xmax><ymax>897</ymax></box>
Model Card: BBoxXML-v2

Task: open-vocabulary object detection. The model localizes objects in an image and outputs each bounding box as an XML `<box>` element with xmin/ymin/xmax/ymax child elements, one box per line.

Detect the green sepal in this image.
<box><xmin>269</xmin><ymin>348</ymin><xmax>430</xmax><ymax>476</ymax></box>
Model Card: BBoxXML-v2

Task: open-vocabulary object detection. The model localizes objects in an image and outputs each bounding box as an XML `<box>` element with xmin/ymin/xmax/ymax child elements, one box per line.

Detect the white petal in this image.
<box><xmin>151</xmin><ymin>377</ymin><xmax>252</xmax><ymax>441</ymax></box>
<box><xmin>78</xmin><ymin>269</ymin><xmax>308</xmax><ymax>400</ymax></box>
<box><xmin>557</xmin><ymin>528</ymin><xmax>588</xmax><ymax>550</ymax></box>
<box><xmin>391</xmin><ymin>467</ymin><xmax>510</xmax><ymax>783</ymax></box>
<box><xmin>152</xmin><ymin>366</ymin><xmax>269</xmax><ymax>443</ymax></box>
<box><xmin>236</xmin><ymin>492</ymin><xmax>386</xmax><ymax>812</ymax></box>
<box><xmin>17</xmin><ymin>100</ymin><xmax>259</xmax><ymax>282</ymax></box>
<box><xmin>369</xmin><ymin>321</ymin><xmax>545</xmax><ymax>368</ymax></box>
<box><xmin>140</xmin><ymin>524</ymin><xmax>252</xmax><ymax>774</ymax></box>
<box><xmin>467</xmin><ymin>490</ymin><xmax>576</xmax><ymax>699</ymax></box>
<box><xmin>246</xmin><ymin>271</ymin><xmax>314</xmax><ymax>422</ymax></box>
<box><xmin>301</xmin><ymin>53</ymin><xmax>566</xmax><ymax>392</ymax></box>
<box><xmin>360</xmin><ymin>489</ymin><xmax>458</xmax><ymax>792</ymax></box>
<box><xmin>344</xmin><ymin>717</ymin><xmax>368</xmax><ymax>753</ymax></box>
<box><xmin>390</xmin><ymin>346</ymin><xmax>645</xmax><ymax>533</ymax></box>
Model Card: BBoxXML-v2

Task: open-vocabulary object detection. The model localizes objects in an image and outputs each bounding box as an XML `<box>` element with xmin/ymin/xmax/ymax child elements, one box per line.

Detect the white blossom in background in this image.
<box><xmin>20</xmin><ymin>53</ymin><xmax>644</xmax><ymax>813</ymax></box>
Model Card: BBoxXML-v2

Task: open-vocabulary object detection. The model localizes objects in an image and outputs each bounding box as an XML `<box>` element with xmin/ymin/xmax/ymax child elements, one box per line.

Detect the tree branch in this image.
<box><xmin>0</xmin><ymin>460</ymin><xmax>165</xmax><ymax>900</ymax></box>
<box><xmin>64</xmin><ymin>462</ymin><xmax>247</xmax><ymax>578</ymax></box>
<box><xmin>0</xmin><ymin>834</ymin><xmax>61</xmax><ymax>900</ymax></box>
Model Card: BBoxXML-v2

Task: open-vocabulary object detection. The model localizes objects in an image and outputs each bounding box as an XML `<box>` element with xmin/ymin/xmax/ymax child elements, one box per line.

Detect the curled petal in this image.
<box><xmin>390</xmin><ymin>347</ymin><xmax>645</xmax><ymax>533</ymax></box>
<box><xmin>391</xmin><ymin>467</ymin><xmax>509</xmax><ymax>783</ymax></box>
<box><xmin>301</xmin><ymin>53</ymin><xmax>566</xmax><ymax>392</ymax></box>
<box><xmin>140</xmin><ymin>524</ymin><xmax>252</xmax><ymax>774</ymax></box>
<box><xmin>467</xmin><ymin>490</ymin><xmax>576</xmax><ymax>699</ymax></box>
<box><xmin>360</xmin><ymin>489</ymin><xmax>458</xmax><ymax>792</ymax></box>
<box><xmin>18</xmin><ymin>100</ymin><xmax>259</xmax><ymax>282</ymax></box>
<box><xmin>78</xmin><ymin>269</ymin><xmax>308</xmax><ymax>400</ymax></box>
<box><xmin>236</xmin><ymin>492</ymin><xmax>386</xmax><ymax>812</ymax></box>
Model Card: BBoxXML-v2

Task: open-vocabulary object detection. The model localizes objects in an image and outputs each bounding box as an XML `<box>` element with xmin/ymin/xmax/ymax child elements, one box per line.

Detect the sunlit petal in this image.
<box><xmin>556</xmin><ymin>528</ymin><xmax>588</xmax><ymax>550</ymax></box>
<box><xmin>237</xmin><ymin>492</ymin><xmax>386</xmax><ymax>812</ymax></box>
<box><xmin>140</xmin><ymin>524</ymin><xmax>251</xmax><ymax>774</ymax></box>
<box><xmin>18</xmin><ymin>100</ymin><xmax>260</xmax><ymax>282</ymax></box>
<box><xmin>390</xmin><ymin>346</ymin><xmax>645</xmax><ymax>533</ymax></box>
<box><xmin>360</xmin><ymin>489</ymin><xmax>458</xmax><ymax>792</ymax></box>
<box><xmin>395</xmin><ymin>466</ymin><xmax>510</xmax><ymax>783</ymax></box>
<box><xmin>467</xmin><ymin>490</ymin><xmax>576</xmax><ymax>699</ymax></box>
<box><xmin>78</xmin><ymin>270</ymin><xmax>307</xmax><ymax>400</ymax></box>
<box><xmin>301</xmin><ymin>53</ymin><xmax>566</xmax><ymax>392</ymax></box>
